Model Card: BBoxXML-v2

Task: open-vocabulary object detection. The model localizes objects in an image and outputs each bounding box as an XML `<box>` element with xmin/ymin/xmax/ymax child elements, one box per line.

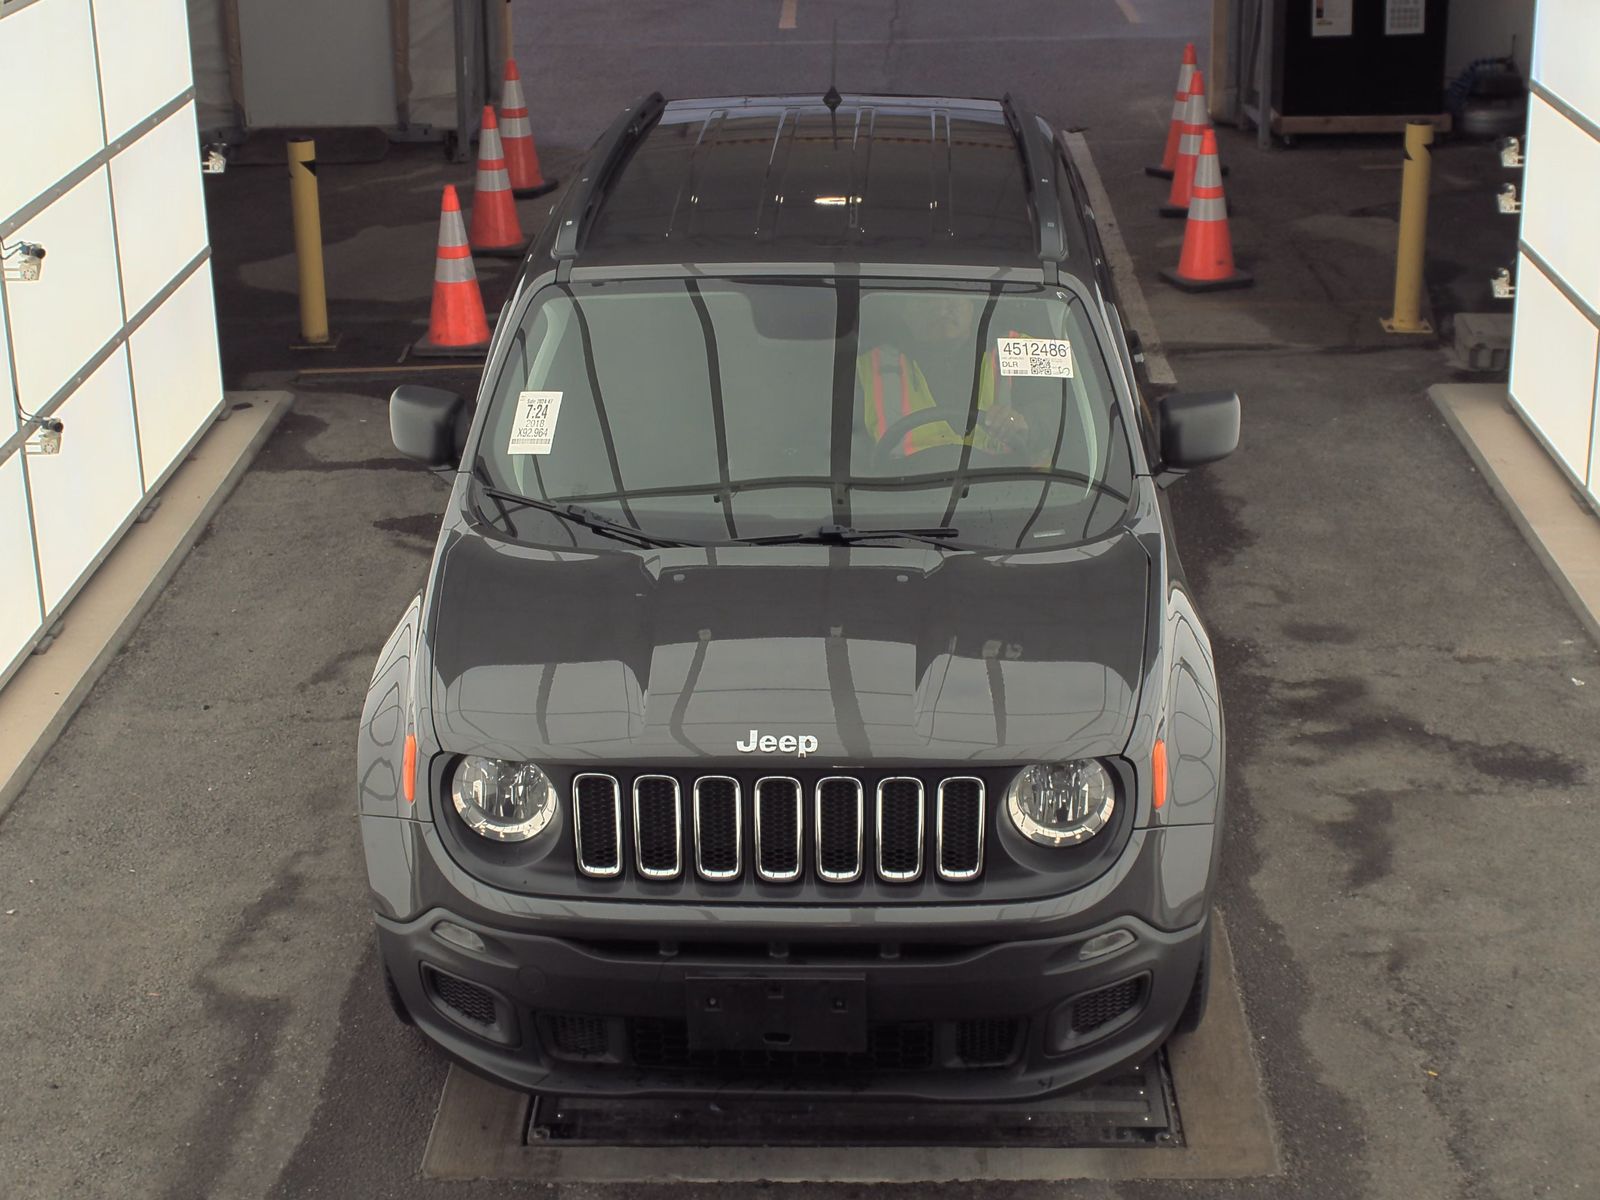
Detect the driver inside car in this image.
<box><xmin>856</xmin><ymin>293</ymin><xmax>1041</xmax><ymax>461</ymax></box>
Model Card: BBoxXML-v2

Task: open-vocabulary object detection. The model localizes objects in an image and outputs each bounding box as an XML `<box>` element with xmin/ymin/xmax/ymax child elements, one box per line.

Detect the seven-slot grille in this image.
<box><xmin>571</xmin><ymin>774</ymin><xmax>985</xmax><ymax>885</ymax></box>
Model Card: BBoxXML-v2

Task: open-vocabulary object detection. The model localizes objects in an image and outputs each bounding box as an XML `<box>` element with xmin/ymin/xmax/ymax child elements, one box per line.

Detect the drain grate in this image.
<box><xmin>527</xmin><ymin>1050</ymin><xmax>1180</xmax><ymax>1148</ymax></box>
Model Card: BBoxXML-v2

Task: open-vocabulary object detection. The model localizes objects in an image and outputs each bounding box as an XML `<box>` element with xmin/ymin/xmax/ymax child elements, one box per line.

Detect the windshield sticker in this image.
<box><xmin>507</xmin><ymin>391</ymin><xmax>562</xmax><ymax>455</ymax></box>
<box><xmin>997</xmin><ymin>337</ymin><xmax>1074</xmax><ymax>378</ymax></box>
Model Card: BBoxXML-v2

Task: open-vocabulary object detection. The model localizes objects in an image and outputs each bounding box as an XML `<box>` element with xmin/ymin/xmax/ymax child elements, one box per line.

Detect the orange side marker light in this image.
<box><xmin>402</xmin><ymin>733</ymin><xmax>417</xmax><ymax>805</ymax></box>
<box><xmin>1152</xmin><ymin>739</ymin><xmax>1168</xmax><ymax>809</ymax></box>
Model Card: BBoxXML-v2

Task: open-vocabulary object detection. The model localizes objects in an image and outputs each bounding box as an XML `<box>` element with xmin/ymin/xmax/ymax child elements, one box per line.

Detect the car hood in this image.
<box><xmin>427</xmin><ymin>530</ymin><xmax>1150</xmax><ymax>767</ymax></box>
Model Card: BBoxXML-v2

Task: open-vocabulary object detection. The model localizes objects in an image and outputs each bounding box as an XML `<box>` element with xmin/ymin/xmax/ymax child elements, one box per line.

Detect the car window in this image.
<box><xmin>477</xmin><ymin>278</ymin><xmax>1135</xmax><ymax>550</ymax></box>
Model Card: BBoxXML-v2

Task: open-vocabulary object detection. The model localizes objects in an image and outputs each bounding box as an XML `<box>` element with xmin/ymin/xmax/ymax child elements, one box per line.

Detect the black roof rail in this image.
<box><xmin>1000</xmin><ymin>94</ymin><xmax>1067</xmax><ymax>268</ymax></box>
<box><xmin>552</xmin><ymin>91</ymin><xmax>668</xmax><ymax>262</ymax></box>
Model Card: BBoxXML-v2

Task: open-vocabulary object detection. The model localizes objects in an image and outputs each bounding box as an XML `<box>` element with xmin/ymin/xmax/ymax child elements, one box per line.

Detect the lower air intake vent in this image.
<box><xmin>425</xmin><ymin>966</ymin><xmax>497</xmax><ymax>1027</ymax></box>
<box><xmin>955</xmin><ymin>1017</ymin><xmax>1021</xmax><ymax>1066</ymax></box>
<box><xmin>629</xmin><ymin>1018</ymin><xmax>936</xmax><ymax>1073</ymax></box>
<box><xmin>545</xmin><ymin>1012</ymin><xmax>612</xmax><ymax>1060</ymax></box>
<box><xmin>1070</xmin><ymin>977</ymin><xmax>1143</xmax><ymax>1035</ymax></box>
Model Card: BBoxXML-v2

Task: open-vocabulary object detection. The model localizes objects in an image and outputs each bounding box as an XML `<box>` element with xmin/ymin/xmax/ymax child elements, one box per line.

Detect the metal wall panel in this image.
<box><xmin>0</xmin><ymin>282</ymin><xmax>16</xmax><ymax>442</ymax></box>
<box><xmin>0</xmin><ymin>0</ymin><xmax>105</xmax><ymax>220</ymax></box>
<box><xmin>91</xmin><ymin>0</ymin><xmax>195</xmax><ymax>140</ymax></box>
<box><xmin>1522</xmin><ymin>95</ymin><xmax>1600</xmax><ymax>320</ymax></box>
<box><xmin>1531</xmin><ymin>0</ymin><xmax>1600</xmax><ymax>121</ymax></box>
<box><xmin>25</xmin><ymin>346</ymin><xmax>143</xmax><ymax>612</ymax></box>
<box><xmin>0</xmin><ymin>457</ymin><xmax>43</xmax><ymax>671</ymax></box>
<box><xmin>110</xmin><ymin>102</ymin><xmax>210</xmax><ymax>316</ymax></box>
<box><xmin>129</xmin><ymin>264</ymin><xmax>222</xmax><ymax>486</ymax></box>
<box><xmin>5</xmin><ymin>170</ymin><xmax>124</xmax><ymax>408</ymax></box>
<box><xmin>1509</xmin><ymin>254</ymin><xmax>1599</xmax><ymax>483</ymax></box>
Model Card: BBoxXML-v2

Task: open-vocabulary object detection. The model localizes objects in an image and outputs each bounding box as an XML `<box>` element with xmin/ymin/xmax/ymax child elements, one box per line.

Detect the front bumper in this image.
<box><xmin>365</xmin><ymin>815</ymin><xmax>1217</xmax><ymax>1100</ymax></box>
<box><xmin>379</xmin><ymin>906</ymin><xmax>1205</xmax><ymax>1101</ymax></box>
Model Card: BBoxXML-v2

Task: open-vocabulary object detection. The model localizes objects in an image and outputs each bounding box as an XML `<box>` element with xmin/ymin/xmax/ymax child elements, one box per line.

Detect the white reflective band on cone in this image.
<box><xmin>1188</xmin><ymin>195</ymin><xmax>1228</xmax><ymax>221</ymax></box>
<box><xmin>478</xmin><ymin>167</ymin><xmax>512</xmax><ymax>191</ymax></box>
<box><xmin>1178</xmin><ymin>133</ymin><xmax>1202</xmax><ymax>156</ymax></box>
<box><xmin>438</xmin><ymin>206</ymin><xmax>470</xmax><ymax>249</ymax></box>
<box><xmin>502</xmin><ymin>114</ymin><xmax>532</xmax><ymax>137</ymax></box>
<box><xmin>435</xmin><ymin>254</ymin><xmax>478</xmax><ymax>284</ymax></box>
<box><xmin>1193</xmin><ymin>153</ymin><xmax>1223</xmax><ymax>189</ymax></box>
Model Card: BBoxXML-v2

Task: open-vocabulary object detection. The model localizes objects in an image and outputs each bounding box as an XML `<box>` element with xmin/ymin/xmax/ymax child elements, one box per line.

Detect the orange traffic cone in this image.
<box><xmin>469</xmin><ymin>105</ymin><xmax>527</xmax><ymax>257</ymax></box>
<box><xmin>1161</xmin><ymin>129</ymin><xmax>1252</xmax><ymax>292</ymax></box>
<box><xmin>1160</xmin><ymin>70</ymin><xmax>1213</xmax><ymax>218</ymax></box>
<box><xmin>500</xmin><ymin>59</ymin><xmax>557</xmax><ymax>198</ymax></box>
<box><xmin>1146</xmin><ymin>43</ymin><xmax>1196</xmax><ymax>180</ymax></box>
<box><xmin>414</xmin><ymin>185</ymin><xmax>492</xmax><ymax>358</ymax></box>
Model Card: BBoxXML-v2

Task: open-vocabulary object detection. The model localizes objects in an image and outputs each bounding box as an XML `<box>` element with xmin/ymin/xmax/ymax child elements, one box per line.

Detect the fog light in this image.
<box><xmin>1078</xmin><ymin>929</ymin><xmax>1135</xmax><ymax>961</ymax></box>
<box><xmin>433</xmin><ymin>920</ymin><xmax>486</xmax><ymax>953</ymax></box>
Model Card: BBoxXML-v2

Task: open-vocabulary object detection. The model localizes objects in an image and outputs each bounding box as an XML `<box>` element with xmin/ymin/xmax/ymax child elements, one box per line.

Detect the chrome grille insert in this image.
<box><xmin>632</xmin><ymin>775</ymin><xmax>682</xmax><ymax>879</ymax></box>
<box><xmin>815</xmin><ymin>776</ymin><xmax>864</xmax><ymax>883</ymax></box>
<box><xmin>936</xmin><ymin>777</ymin><xmax>985</xmax><ymax>881</ymax></box>
<box><xmin>573</xmin><ymin>773</ymin><xmax>622</xmax><ymax>878</ymax></box>
<box><xmin>876</xmin><ymin>777</ymin><xmax>925</xmax><ymax>882</ymax></box>
<box><xmin>754</xmin><ymin>776</ymin><xmax>803</xmax><ymax>882</ymax></box>
<box><xmin>692</xmin><ymin>776</ymin><xmax>742</xmax><ymax>881</ymax></box>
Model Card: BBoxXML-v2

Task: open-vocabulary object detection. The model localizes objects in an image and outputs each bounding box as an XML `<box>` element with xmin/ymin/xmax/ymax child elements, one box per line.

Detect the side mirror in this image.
<box><xmin>1157</xmin><ymin>390</ymin><xmax>1239</xmax><ymax>475</ymax></box>
<box><xmin>390</xmin><ymin>385</ymin><xmax>469</xmax><ymax>466</ymax></box>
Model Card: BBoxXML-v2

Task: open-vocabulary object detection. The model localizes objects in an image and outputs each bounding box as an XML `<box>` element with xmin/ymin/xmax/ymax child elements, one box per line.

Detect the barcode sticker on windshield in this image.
<box><xmin>997</xmin><ymin>337</ymin><xmax>1074</xmax><ymax>378</ymax></box>
<box><xmin>507</xmin><ymin>391</ymin><xmax>562</xmax><ymax>454</ymax></box>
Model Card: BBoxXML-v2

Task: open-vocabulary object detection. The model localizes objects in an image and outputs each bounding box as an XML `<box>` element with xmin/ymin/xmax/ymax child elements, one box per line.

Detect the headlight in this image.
<box><xmin>1006</xmin><ymin>761</ymin><xmax>1116</xmax><ymax>846</ymax></box>
<box><xmin>450</xmin><ymin>756</ymin><xmax>558</xmax><ymax>842</ymax></box>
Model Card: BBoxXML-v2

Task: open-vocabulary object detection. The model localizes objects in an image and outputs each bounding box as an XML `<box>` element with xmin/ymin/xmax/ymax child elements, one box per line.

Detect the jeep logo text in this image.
<box><xmin>736</xmin><ymin>729</ymin><xmax>819</xmax><ymax>757</ymax></box>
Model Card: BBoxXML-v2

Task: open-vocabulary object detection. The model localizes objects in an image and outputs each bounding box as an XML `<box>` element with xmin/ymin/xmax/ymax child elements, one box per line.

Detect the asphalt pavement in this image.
<box><xmin>2</xmin><ymin>1</ymin><xmax>1596</xmax><ymax>1197</ymax></box>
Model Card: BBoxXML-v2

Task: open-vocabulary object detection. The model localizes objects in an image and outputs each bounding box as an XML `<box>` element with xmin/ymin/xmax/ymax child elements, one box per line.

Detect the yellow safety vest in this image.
<box><xmin>857</xmin><ymin>344</ymin><xmax>1010</xmax><ymax>455</ymax></box>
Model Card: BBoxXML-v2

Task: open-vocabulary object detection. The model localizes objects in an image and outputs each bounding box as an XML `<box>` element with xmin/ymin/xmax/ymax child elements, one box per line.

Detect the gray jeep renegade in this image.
<box><xmin>358</xmin><ymin>91</ymin><xmax>1238</xmax><ymax>1100</ymax></box>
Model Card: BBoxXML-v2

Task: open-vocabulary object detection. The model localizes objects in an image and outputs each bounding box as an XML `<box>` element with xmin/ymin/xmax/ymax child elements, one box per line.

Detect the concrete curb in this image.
<box><xmin>0</xmin><ymin>391</ymin><xmax>293</xmax><ymax>821</ymax></box>
<box><xmin>1430</xmin><ymin>382</ymin><xmax>1600</xmax><ymax>650</ymax></box>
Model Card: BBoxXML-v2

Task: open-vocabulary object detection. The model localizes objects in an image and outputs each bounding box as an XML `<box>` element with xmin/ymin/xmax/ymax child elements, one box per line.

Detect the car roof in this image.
<box><xmin>569</xmin><ymin>93</ymin><xmax>1086</xmax><ymax>271</ymax></box>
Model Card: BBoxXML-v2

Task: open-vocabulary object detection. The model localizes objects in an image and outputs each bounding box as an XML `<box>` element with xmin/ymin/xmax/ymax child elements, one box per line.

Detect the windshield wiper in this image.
<box><xmin>474</xmin><ymin>484</ymin><xmax>697</xmax><ymax>548</ymax></box>
<box><xmin>738</xmin><ymin>523</ymin><xmax>965</xmax><ymax>549</ymax></box>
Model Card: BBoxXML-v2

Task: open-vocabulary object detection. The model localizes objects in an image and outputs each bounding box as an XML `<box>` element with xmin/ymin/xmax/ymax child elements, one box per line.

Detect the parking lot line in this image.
<box><xmin>1115</xmin><ymin>0</ymin><xmax>1142</xmax><ymax>24</ymax></box>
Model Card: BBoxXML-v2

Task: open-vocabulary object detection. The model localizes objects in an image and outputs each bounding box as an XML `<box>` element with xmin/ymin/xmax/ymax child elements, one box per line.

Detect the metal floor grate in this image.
<box><xmin>527</xmin><ymin>1050</ymin><xmax>1180</xmax><ymax>1148</ymax></box>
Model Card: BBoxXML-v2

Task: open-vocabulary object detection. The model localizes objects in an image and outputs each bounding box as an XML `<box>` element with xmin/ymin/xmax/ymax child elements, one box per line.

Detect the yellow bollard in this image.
<box><xmin>1382</xmin><ymin>121</ymin><xmax>1435</xmax><ymax>335</ymax></box>
<box><xmin>287</xmin><ymin>137</ymin><xmax>335</xmax><ymax>347</ymax></box>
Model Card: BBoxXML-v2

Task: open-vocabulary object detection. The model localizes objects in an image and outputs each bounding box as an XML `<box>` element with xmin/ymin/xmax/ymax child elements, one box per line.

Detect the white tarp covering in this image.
<box><xmin>187</xmin><ymin>0</ymin><xmax>462</xmax><ymax>135</ymax></box>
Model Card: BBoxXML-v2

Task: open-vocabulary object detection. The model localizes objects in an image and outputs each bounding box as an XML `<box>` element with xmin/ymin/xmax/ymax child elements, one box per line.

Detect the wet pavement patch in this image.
<box><xmin>420</xmin><ymin>915</ymin><xmax>1276</xmax><ymax>1184</ymax></box>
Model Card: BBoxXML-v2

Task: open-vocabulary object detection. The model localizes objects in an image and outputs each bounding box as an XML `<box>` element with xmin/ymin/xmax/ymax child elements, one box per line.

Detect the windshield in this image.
<box><xmin>475</xmin><ymin>278</ymin><xmax>1135</xmax><ymax>550</ymax></box>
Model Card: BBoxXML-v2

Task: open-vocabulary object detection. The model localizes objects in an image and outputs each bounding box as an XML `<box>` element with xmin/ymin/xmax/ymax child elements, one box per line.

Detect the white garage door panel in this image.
<box><xmin>91</xmin><ymin>0</ymin><xmax>194</xmax><ymax>140</ymax></box>
<box><xmin>27</xmin><ymin>347</ymin><xmax>143</xmax><ymax>612</ymax></box>
<box><xmin>111</xmin><ymin>102</ymin><xmax>209</xmax><ymax>315</ymax></box>
<box><xmin>5</xmin><ymin>170</ymin><xmax>124</xmax><ymax>409</ymax></box>
<box><xmin>1532</xmin><ymin>0</ymin><xmax>1600</xmax><ymax>121</ymax></box>
<box><xmin>0</xmin><ymin>457</ymin><xmax>42</xmax><ymax>672</ymax></box>
<box><xmin>0</xmin><ymin>0</ymin><xmax>104</xmax><ymax>221</ymax></box>
<box><xmin>130</xmin><ymin>263</ymin><xmax>223</xmax><ymax>484</ymax></box>
<box><xmin>1509</xmin><ymin>255</ymin><xmax>1599</xmax><ymax>482</ymax></box>
<box><xmin>1522</xmin><ymin>97</ymin><xmax>1600</xmax><ymax>318</ymax></box>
